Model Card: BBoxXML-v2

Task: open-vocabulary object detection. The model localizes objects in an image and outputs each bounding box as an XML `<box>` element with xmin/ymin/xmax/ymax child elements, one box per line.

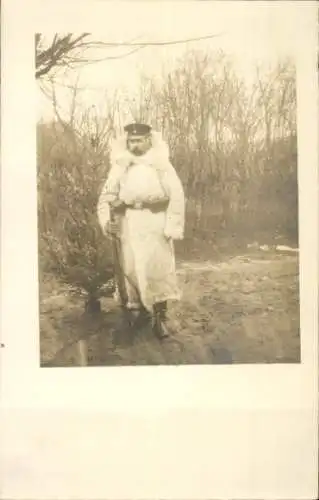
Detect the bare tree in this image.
<box><xmin>128</xmin><ymin>50</ymin><xmax>297</xmax><ymax>240</ymax></box>
<box><xmin>35</xmin><ymin>32</ymin><xmax>223</xmax><ymax>81</ymax></box>
<box><xmin>36</xmin><ymin>34</ymin><xmax>90</xmax><ymax>79</ymax></box>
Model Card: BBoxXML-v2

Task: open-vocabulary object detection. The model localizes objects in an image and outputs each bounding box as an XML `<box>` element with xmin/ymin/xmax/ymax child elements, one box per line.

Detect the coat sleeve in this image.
<box><xmin>161</xmin><ymin>163</ymin><xmax>185</xmax><ymax>240</ymax></box>
<box><xmin>96</xmin><ymin>162</ymin><xmax>126</xmax><ymax>231</ymax></box>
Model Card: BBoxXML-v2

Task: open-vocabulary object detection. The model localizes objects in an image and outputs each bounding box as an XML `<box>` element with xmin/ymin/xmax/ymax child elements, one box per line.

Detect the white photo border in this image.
<box><xmin>1</xmin><ymin>1</ymin><xmax>318</xmax><ymax>498</ymax></box>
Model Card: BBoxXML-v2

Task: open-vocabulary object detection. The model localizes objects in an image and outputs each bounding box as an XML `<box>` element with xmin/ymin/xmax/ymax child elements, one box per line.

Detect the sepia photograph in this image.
<box><xmin>2</xmin><ymin>1</ymin><xmax>318</xmax><ymax>499</ymax></box>
<box><xmin>37</xmin><ymin>2</ymin><xmax>300</xmax><ymax>367</ymax></box>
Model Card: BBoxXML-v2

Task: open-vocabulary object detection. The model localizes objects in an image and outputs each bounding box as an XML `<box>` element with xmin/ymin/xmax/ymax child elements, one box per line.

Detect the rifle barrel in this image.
<box><xmin>110</xmin><ymin>209</ymin><xmax>128</xmax><ymax>307</ymax></box>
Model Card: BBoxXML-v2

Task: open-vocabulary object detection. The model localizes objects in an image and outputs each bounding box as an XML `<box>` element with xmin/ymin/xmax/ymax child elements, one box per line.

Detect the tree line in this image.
<box><xmin>37</xmin><ymin>48</ymin><xmax>298</xmax><ymax>310</ymax></box>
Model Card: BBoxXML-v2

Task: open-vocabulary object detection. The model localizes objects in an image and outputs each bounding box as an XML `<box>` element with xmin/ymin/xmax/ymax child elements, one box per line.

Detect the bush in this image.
<box><xmin>37</xmin><ymin>121</ymin><xmax>115</xmax><ymax>311</ymax></box>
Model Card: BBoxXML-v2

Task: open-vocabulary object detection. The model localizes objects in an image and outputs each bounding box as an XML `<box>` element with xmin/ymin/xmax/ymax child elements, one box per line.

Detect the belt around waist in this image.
<box><xmin>126</xmin><ymin>199</ymin><xmax>169</xmax><ymax>212</ymax></box>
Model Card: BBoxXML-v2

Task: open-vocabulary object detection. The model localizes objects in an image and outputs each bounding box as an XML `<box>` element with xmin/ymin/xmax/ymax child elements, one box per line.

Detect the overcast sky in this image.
<box><xmin>37</xmin><ymin>2</ymin><xmax>301</xmax><ymax>122</ymax></box>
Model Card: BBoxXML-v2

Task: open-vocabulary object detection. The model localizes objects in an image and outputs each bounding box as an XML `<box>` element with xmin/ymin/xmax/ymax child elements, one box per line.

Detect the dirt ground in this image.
<box><xmin>39</xmin><ymin>247</ymin><xmax>300</xmax><ymax>367</ymax></box>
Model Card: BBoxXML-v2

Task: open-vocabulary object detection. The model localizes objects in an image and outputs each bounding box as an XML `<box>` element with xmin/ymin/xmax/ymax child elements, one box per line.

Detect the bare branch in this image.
<box><xmin>81</xmin><ymin>32</ymin><xmax>225</xmax><ymax>48</ymax></box>
<box><xmin>35</xmin><ymin>32</ymin><xmax>224</xmax><ymax>80</ymax></box>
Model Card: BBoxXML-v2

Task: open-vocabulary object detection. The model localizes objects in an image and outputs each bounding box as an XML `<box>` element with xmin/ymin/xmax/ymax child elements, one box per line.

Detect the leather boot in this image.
<box><xmin>152</xmin><ymin>301</ymin><xmax>171</xmax><ymax>339</ymax></box>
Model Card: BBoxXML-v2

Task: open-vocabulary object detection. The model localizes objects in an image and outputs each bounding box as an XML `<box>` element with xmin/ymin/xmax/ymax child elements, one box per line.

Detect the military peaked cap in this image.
<box><xmin>124</xmin><ymin>123</ymin><xmax>152</xmax><ymax>136</ymax></box>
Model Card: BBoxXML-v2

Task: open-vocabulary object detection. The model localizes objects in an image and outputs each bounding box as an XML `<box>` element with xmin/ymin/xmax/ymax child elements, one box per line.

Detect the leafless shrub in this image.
<box><xmin>37</xmin><ymin>86</ymin><xmax>118</xmax><ymax>311</ymax></box>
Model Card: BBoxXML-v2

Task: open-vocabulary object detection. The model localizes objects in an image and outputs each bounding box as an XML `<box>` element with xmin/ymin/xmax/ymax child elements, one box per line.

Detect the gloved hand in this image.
<box><xmin>164</xmin><ymin>228</ymin><xmax>183</xmax><ymax>241</ymax></box>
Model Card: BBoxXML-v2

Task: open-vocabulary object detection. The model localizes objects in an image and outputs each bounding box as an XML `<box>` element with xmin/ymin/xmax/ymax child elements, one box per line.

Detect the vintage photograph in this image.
<box><xmin>37</xmin><ymin>3</ymin><xmax>300</xmax><ymax>367</ymax></box>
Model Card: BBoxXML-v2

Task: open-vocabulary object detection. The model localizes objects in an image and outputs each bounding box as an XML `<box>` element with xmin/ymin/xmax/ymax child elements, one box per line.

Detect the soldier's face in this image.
<box><xmin>127</xmin><ymin>135</ymin><xmax>151</xmax><ymax>156</ymax></box>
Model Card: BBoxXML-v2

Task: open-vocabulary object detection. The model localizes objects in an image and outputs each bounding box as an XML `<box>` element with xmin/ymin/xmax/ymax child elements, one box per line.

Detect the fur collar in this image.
<box><xmin>110</xmin><ymin>130</ymin><xmax>170</xmax><ymax>172</ymax></box>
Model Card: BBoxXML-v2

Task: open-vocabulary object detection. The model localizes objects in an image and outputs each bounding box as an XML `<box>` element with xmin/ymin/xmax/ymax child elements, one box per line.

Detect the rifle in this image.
<box><xmin>109</xmin><ymin>205</ymin><xmax>132</xmax><ymax>327</ymax></box>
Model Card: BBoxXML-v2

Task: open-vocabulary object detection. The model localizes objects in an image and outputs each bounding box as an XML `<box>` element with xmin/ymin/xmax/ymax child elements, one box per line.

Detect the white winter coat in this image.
<box><xmin>97</xmin><ymin>131</ymin><xmax>185</xmax><ymax>311</ymax></box>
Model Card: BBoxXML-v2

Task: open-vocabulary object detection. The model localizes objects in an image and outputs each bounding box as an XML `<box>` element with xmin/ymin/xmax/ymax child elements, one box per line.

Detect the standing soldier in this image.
<box><xmin>97</xmin><ymin>123</ymin><xmax>185</xmax><ymax>339</ymax></box>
